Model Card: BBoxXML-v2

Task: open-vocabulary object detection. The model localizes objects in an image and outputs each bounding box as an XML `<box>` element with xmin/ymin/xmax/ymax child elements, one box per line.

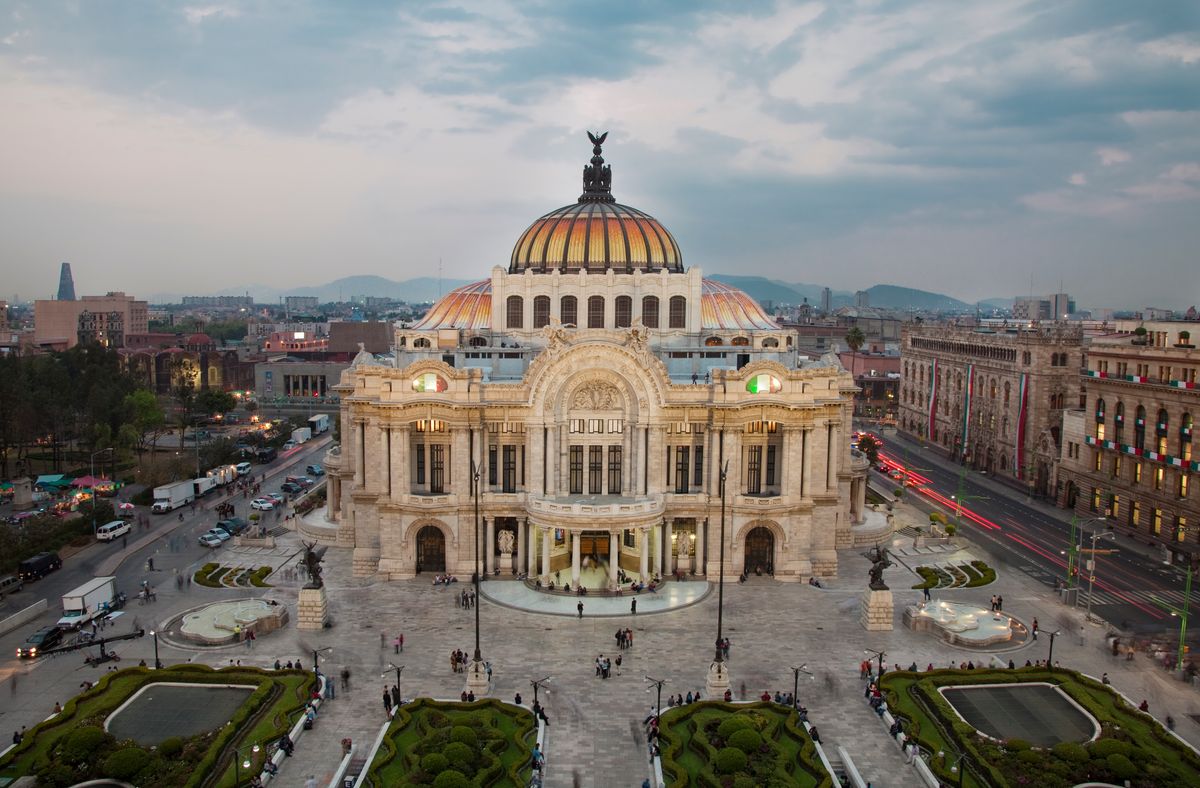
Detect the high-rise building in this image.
<box><xmin>34</xmin><ymin>292</ymin><xmax>148</xmax><ymax>350</ymax></box>
<box><xmin>854</xmin><ymin>290</ymin><xmax>869</xmax><ymax>308</ymax></box>
<box><xmin>820</xmin><ymin>287</ymin><xmax>832</xmax><ymax>313</ymax></box>
<box><xmin>1013</xmin><ymin>293</ymin><xmax>1075</xmax><ymax>321</ymax></box>
<box><xmin>285</xmin><ymin>296</ymin><xmax>320</xmax><ymax>313</ymax></box>
<box><xmin>56</xmin><ymin>262</ymin><xmax>76</xmax><ymax>301</ymax></box>
<box><xmin>322</xmin><ymin>134</ymin><xmax>867</xmax><ymax>583</ymax></box>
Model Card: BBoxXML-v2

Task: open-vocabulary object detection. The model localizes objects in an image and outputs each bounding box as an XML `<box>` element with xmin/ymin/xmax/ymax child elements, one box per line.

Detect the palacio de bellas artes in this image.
<box><xmin>322</xmin><ymin>133</ymin><xmax>869</xmax><ymax>588</ymax></box>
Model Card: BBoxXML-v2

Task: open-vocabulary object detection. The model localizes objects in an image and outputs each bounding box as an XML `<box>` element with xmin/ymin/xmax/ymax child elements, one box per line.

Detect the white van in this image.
<box><xmin>96</xmin><ymin>520</ymin><xmax>132</xmax><ymax>542</ymax></box>
<box><xmin>236</xmin><ymin>462</ymin><xmax>253</xmax><ymax>477</ymax></box>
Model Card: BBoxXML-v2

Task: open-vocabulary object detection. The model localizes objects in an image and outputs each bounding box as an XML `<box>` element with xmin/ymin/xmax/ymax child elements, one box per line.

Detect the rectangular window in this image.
<box><xmin>1112</xmin><ymin>455</ymin><xmax>1122</xmax><ymax>478</ymax></box>
<box><xmin>430</xmin><ymin>444</ymin><xmax>445</xmax><ymax>494</ymax></box>
<box><xmin>588</xmin><ymin>419</ymin><xmax>604</xmax><ymax>434</ymax></box>
<box><xmin>624</xmin><ymin>529</ymin><xmax>636</xmax><ymax>548</ymax></box>
<box><xmin>694</xmin><ymin>446</ymin><xmax>704</xmax><ymax>487</ymax></box>
<box><xmin>503</xmin><ymin>445</ymin><xmax>517</xmax><ymax>493</ymax></box>
<box><xmin>588</xmin><ymin>446</ymin><xmax>603</xmax><ymax>494</ymax></box>
<box><xmin>669</xmin><ymin>296</ymin><xmax>686</xmax><ymax>329</ymax></box>
<box><xmin>1096</xmin><ymin>423</ymin><xmax>1105</xmax><ymax>441</ymax></box>
<box><xmin>569</xmin><ymin>419</ymin><xmax>585</xmax><ymax>433</ymax></box>
<box><xmin>1134</xmin><ymin>463</ymin><xmax>1142</xmax><ymax>484</ymax></box>
<box><xmin>533</xmin><ymin>296</ymin><xmax>551</xmax><ymax>329</ymax></box>
<box><xmin>415</xmin><ymin>445</ymin><xmax>425</xmax><ymax>485</ymax></box>
<box><xmin>607</xmin><ymin>419</ymin><xmax>623</xmax><ymax>433</ymax></box>
<box><xmin>588</xmin><ymin>296</ymin><xmax>605</xmax><ymax>328</ymax></box>
<box><xmin>1091</xmin><ymin>487</ymin><xmax>1101</xmax><ymax>512</ymax></box>
<box><xmin>1155</xmin><ymin>467</ymin><xmax>1164</xmax><ymax>490</ymax></box>
<box><xmin>1111</xmin><ymin>494</ymin><xmax>1121</xmax><ymax>519</ymax></box>
<box><xmin>747</xmin><ymin>445</ymin><xmax>763</xmax><ymax>495</ymax></box>
<box><xmin>1131</xmin><ymin>500</ymin><xmax>1140</xmax><ymax>527</ymax></box>
<box><xmin>1181</xmin><ymin>474</ymin><xmax>1189</xmax><ymax>498</ymax></box>
<box><xmin>488</xmin><ymin>445</ymin><xmax>498</xmax><ymax>486</ymax></box>
<box><xmin>1153</xmin><ymin>508</ymin><xmax>1163</xmax><ymax>534</ymax></box>
<box><xmin>608</xmin><ymin>446</ymin><xmax>622</xmax><ymax>495</ymax></box>
<box><xmin>569</xmin><ymin>446</ymin><xmax>584</xmax><ymax>494</ymax></box>
<box><xmin>675</xmin><ymin>446</ymin><xmax>690</xmax><ymax>494</ymax></box>
<box><xmin>766</xmin><ymin>445</ymin><xmax>777</xmax><ymax>487</ymax></box>
<box><xmin>1094</xmin><ymin>451</ymin><xmax>1103</xmax><ymax>471</ymax></box>
<box><xmin>1177</xmin><ymin>516</ymin><xmax>1187</xmax><ymax>543</ymax></box>
<box><xmin>561</xmin><ymin>296</ymin><xmax>578</xmax><ymax>326</ymax></box>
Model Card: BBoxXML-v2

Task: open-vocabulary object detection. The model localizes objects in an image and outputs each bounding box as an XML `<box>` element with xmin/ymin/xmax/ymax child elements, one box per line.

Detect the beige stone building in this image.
<box><xmin>1058</xmin><ymin>335</ymin><xmax>1199</xmax><ymax>564</ymax></box>
<box><xmin>33</xmin><ymin>292</ymin><xmax>148</xmax><ymax>350</ymax></box>
<box><xmin>322</xmin><ymin>137</ymin><xmax>867</xmax><ymax>584</ymax></box>
<box><xmin>898</xmin><ymin>324</ymin><xmax>1083</xmax><ymax>497</ymax></box>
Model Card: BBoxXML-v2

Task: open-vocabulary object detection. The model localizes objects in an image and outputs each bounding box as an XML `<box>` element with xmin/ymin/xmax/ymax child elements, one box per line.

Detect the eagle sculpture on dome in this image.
<box><xmin>580</xmin><ymin>131</ymin><xmax>614</xmax><ymax>203</ymax></box>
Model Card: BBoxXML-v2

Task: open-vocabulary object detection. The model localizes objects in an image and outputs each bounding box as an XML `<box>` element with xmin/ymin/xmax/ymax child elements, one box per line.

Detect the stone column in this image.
<box><xmin>353</xmin><ymin>422</ymin><xmax>365</xmax><ymax>487</ymax></box>
<box><xmin>855</xmin><ymin>477</ymin><xmax>868</xmax><ymax>523</ymax></box>
<box><xmin>484</xmin><ymin>516</ymin><xmax>495</xmax><ymax>575</ymax></box>
<box><xmin>516</xmin><ymin>518</ymin><xmax>525</xmax><ymax>573</ymax></box>
<box><xmin>636</xmin><ymin>426</ymin><xmax>648</xmax><ymax>495</ymax></box>
<box><xmin>639</xmin><ymin>526</ymin><xmax>650</xmax><ymax>578</ymax></box>
<box><xmin>664</xmin><ymin>519</ymin><xmax>674</xmax><ymax>575</ymax></box>
<box><xmin>810</xmin><ymin>422</ymin><xmax>828</xmax><ymax>496</ymax></box>
<box><xmin>390</xmin><ymin>427</ymin><xmax>408</xmax><ymax>503</ymax></box>
<box><xmin>623</xmin><ymin>425</ymin><xmax>634</xmax><ymax>495</ymax></box>
<box><xmin>527</xmin><ymin>520</ymin><xmax>538</xmax><ymax>577</ymax></box>
<box><xmin>571</xmin><ymin>530</ymin><xmax>582</xmax><ymax>586</ymax></box>
<box><xmin>653</xmin><ymin>524</ymin><xmax>663</xmax><ymax>576</ymax></box>
<box><xmin>541</xmin><ymin>527</ymin><xmax>551</xmax><ymax>580</ymax></box>
<box><xmin>695</xmin><ymin>517</ymin><xmax>707</xmax><ymax>575</ymax></box>
<box><xmin>609</xmin><ymin>531</ymin><xmax>619</xmax><ymax>588</ymax></box>
<box><xmin>827</xmin><ymin>422</ymin><xmax>841</xmax><ymax>490</ymax></box>
<box><xmin>530</xmin><ymin>426</ymin><xmax>544</xmax><ymax>496</ymax></box>
<box><xmin>725</xmin><ymin>429</ymin><xmax>743</xmax><ymax>498</ymax></box>
<box><xmin>325</xmin><ymin>475</ymin><xmax>340</xmax><ymax>523</ymax></box>
<box><xmin>545</xmin><ymin>426</ymin><xmax>558</xmax><ymax>496</ymax></box>
<box><xmin>453</xmin><ymin>427</ymin><xmax>470</xmax><ymax>496</ymax></box>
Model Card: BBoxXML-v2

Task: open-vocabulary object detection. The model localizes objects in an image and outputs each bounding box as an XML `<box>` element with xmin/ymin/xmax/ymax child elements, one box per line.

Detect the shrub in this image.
<box><xmin>714</xmin><ymin>746</ymin><xmax>747</xmax><ymax>774</ymax></box>
<box><xmin>944</xmin><ymin>523</ymin><xmax>957</xmax><ymax>537</ymax></box>
<box><xmin>35</xmin><ymin>763</ymin><xmax>77</xmax><ymax>788</ymax></box>
<box><xmin>1051</xmin><ymin>742</ymin><xmax>1088</xmax><ymax>763</ymax></box>
<box><xmin>1088</xmin><ymin>738</ymin><xmax>1132</xmax><ymax>758</ymax></box>
<box><xmin>1005</xmin><ymin>739</ymin><xmax>1031</xmax><ymax>751</ymax></box>
<box><xmin>158</xmin><ymin>737</ymin><xmax>184</xmax><ymax>757</ymax></box>
<box><xmin>422</xmin><ymin>752</ymin><xmax>449</xmax><ymax>774</ymax></box>
<box><xmin>61</xmin><ymin>725</ymin><xmax>110</xmax><ymax>763</ymax></box>
<box><xmin>1016</xmin><ymin>749</ymin><xmax>1042</xmax><ymax>764</ymax></box>
<box><xmin>103</xmin><ymin>747</ymin><xmax>150</xmax><ymax>780</ymax></box>
<box><xmin>733</xmin><ymin>777</ymin><xmax>757</xmax><ymax>788</ymax></box>
<box><xmin>442</xmin><ymin>741</ymin><xmax>475</xmax><ymax>769</ymax></box>
<box><xmin>717</xmin><ymin>716</ymin><xmax>755</xmax><ymax>741</ymax></box>
<box><xmin>449</xmin><ymin>725</ymin><xmax>478</xmax><ymax>748</ymax></box>
<box><xmin>432</xmin><ymin>769</ymin><xmax>472</xmax><ymax>788</ymax></box>
<box><xmin>1106</xmin><ymin>753</ymin><xmax>1137</xmax><ymax>779</ymax></box>
<box><xmin>727</xmin><ymin>728</ymin><xmax>762</xmax><ymax>754</ymax></box>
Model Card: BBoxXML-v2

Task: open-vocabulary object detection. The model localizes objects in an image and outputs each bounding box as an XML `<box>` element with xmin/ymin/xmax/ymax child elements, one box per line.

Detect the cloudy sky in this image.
<box><xmin>2</xmin><ymin>1</ymin><xmax>1197</xmax><ymax>308</ymax></box>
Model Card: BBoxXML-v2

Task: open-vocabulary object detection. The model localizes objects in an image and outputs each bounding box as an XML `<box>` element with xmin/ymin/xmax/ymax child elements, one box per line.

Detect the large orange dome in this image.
<box><xmin>509</xmin><ymin>132</ymin><xmax>683</xmax><ymax>274</ymax></box>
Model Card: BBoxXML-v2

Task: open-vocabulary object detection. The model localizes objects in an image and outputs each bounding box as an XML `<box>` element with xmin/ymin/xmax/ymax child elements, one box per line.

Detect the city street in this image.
<box><xmin>873</xmin><ymin>427</ymin><xmax>1193</xmax><ymax>640</ymax></box>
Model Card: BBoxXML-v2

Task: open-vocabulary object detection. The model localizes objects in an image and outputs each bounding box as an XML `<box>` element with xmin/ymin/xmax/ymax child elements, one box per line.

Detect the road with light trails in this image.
<box><xmin>871</xmin><ymin>429</ymin><xmax>1194</xmax><ymax>641</ymax></box>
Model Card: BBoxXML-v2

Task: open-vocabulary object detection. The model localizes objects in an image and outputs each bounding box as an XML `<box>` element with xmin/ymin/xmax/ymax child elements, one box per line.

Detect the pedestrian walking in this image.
<box><xmin>577</xmin><ymin>601</ymin><xmax>584</xmax><ymax>618</ymax></box>
<box><xmin>1031</xmin><ymin>618</ymin><xmax>1038</xmax><ymax>640</ymax></box>
<box><xmin>393</xmin><ymin>636</ymin><xmax>401</xmax><ymax>654</ymax></box>
<box><xmin>391</xmin><ymin>684</ymin><xmax>401</xmax><ymax>708</ymax></box>
<box><xmin>631</xmin><ymin>598</ymin><xmax>637</xmax><ymax>614</ymax></box>
<box><xmin>398</xmin><ymin>633</ymin><xmax>404</xmax><ymax>652</ymax></box>
<box><xmin>341</xmin><ymin>668</ymin><xmax>350</xmax><ymax>691</ymax></box>
<box><xmin>922</xmin><ymin>586</ymin><xmax>931</xmax><ymax>602</ymax></box>
<box><xmin>383</xmin><ymin>687</ymin><xmax>393</xmax><ymax>714</ymax></box>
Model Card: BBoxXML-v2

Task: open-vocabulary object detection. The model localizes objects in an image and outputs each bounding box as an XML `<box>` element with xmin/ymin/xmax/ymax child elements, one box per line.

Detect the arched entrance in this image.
<box><xmin>744</xmin><ymin>526</ymin><xmax>774</xmax><ymax>575</ymax></box>
<box><xmin>415</xmin><ymin>525</ymin><xmax>445</xmax><ymax>573</ymax></box>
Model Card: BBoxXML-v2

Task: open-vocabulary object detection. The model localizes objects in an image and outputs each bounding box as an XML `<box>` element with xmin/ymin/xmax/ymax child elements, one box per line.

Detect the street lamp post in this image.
<box><xmin>1084</xmin><ymin>529</ymin><xmax>1117</xmax><ymax>623</ymax></box>
<box><xmin>90</xmin><ymin>447</ymin><xmax>113</xmax><ymax>535</ymax></box>
<box><xmin>384</xmin><ymin>663</ymin><xmax>404</xmax><ymax>705</ymax></box>
<box><xmin>1065</xmin><ymin>515</ymin><xmax>1107</xmax><ymax>591</ymax></box>
<box><xmin>864</xmin><ymin>648</ymin><xmax>886</xmax><ymax>678</ymax></box>
<box><xmin>790</xmin><ymin>664</ymin><xmax>812</xmax><ymax>710</ymax></box>
<box><xmin>312</xmin><ymin>646</ymin><xmax>332</xmax><ymax>675</ymax></box>
<box><xmin>232</xmin><ymin>742</ymin><xmax>261</xmax><ymax>787</ymax></box>
<box><xmin>1150</xmin><ymin>562</ymin><xmax>1195</xmax><ymax>672</ymax></box>
<box><xmin>645</xmin><ymin>675</ymin><xmax>667</xmax><ymax>722</ymax></box>
<box><xmin>465</xmin><ymin>462</ymin><xmax>488</xmax><ymax>696</ymax></box>
<box><xmin>1047</xmin><ymin>630</ymin><xmax>1062</xmax><ymax>670</ymax></box>
<box><xmin>530</xmin><ymin>676</ymin><xmax>551</xmax><ymax>706</ymax></box>
<box><xmin>705</xmin><ymin>461</ymin><xmax>732</xmax><ymax>698</ymax></box>
<box><xmin>939</xmin><ymin>750</ymin><xmax>967</xmax><ymax>788</ymax></box>
<box><xmin>150</xmin><ymin>629</ymin><xmax>162</xmax><ymax>669</ymax></box>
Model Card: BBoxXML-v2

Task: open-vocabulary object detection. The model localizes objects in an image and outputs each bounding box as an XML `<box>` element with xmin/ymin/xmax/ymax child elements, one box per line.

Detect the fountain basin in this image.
<box><xmin>903</xmin><ymin>600</ymin><xmax>1015</xmax><ymax>648</ymax></box>
<box><xmin>178</xmin><ymin>599</ymin><xmax>288</xmax><ymax>646</ymax></box>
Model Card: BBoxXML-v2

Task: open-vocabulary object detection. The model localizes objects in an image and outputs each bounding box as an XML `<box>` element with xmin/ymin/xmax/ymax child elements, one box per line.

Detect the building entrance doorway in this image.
<box><xmin>579</xmin><ymin>533</ymin><xmax>611</xmax><ymax>560</ymax></box>
<box><xmin>416</xmin><ymin>525</ymin><xmax>446</xmax><ymax>573</ymax></box>
<box><xmin>744</xmin><ymin>526</ymin><xmax>774</xmax><ymax>575</ymax></box>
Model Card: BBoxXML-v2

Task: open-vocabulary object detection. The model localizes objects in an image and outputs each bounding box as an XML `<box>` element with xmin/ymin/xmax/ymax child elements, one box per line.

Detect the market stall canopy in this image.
<box><xmin>71</xmin><ymin>475</ymin><xmax>108</xmax><ymax>488</ymax></box>
<box><xmin>35</xmin><ymin>474</ymin><xmax>72</xmax><ymax>489</ymax></box>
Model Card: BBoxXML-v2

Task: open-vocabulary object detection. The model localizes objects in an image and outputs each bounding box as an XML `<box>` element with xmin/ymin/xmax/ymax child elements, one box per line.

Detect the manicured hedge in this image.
<box><xmin>880</xmin><ymin>668</ymin><xmax>1200</xmax><ymax>788</ymax></box>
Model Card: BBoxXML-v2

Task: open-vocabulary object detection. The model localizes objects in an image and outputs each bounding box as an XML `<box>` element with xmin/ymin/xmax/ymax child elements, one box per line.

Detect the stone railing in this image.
<box><xmin>528</xmin><ymin>494</ymin><xmax>664</xmax><ymax>521</ymax></box>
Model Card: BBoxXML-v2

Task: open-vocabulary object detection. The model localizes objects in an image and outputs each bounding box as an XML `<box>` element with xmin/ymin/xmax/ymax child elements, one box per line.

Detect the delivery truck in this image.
<box><xmin>291</xmin><ymin>426</ymin><xmax>312</xmax><ymax>445</ymax></box>
<box><xmin>57</xmin><ymin>576</ymin><xmax>119</xmax><ymax>630</ymax></box>
<box><xmin>308</xmin><ymin>414</ymin><xmax>330</xmax><ymax>434</ymax></box>
<box><xmin>193</xmin><ymin>476</ymin><xmax>217</xmax><ymax>497</ymax></box>
<box><xmin>151</xmin><ymin>480</ymin><xmax>195</xmax><ymax>513</ymax></box>
<box><xmin>206</xmin><ymin>464</ymin><xmax>238</xmax><ymax>486</ymax></box>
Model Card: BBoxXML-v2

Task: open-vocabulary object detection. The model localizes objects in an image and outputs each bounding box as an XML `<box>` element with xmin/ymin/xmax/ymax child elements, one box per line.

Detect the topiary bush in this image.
<box><xmin>158</xmin><ymin>736</ymin><xmax>184</xmax><ymax>757</ymax></box>
<box><xmin>449</xmin><ymin>725</ymin><xmax>478</xmax><ymax>748</ymax></box>
<box><xmin>432</xmin><ymin>769</ymin><xmax>472</xmax><ymax>788</ymax></box>
<box><xmin>442</xmin><ymin>741</ymin><xmax>475</xmax><ymax>771</ymax></box>
<box><xmin>717</xmin><ymin>716</ymin><xmax>755</xmax><ymax>741</ymax></box>
<box><xmin>103</xmin><ymin>747</ymin><xmax>150</xmax><ymax>780</ymax></box>
<box><xmin>727</xmin><ymin>728</ymin><xmax>763</xmax><ymax>754</ymax></box>
<box><xmin>1088</xmin><ymin>738</ymin><xmax>1132</xmax><ymax>758</ymax></box>
<box><xmin>714</xmin><ymin>746</ymin><xmax>747</xmax><ymax>774</ymax></box>
<box><xmin>61</xmin><ymin>725</ymin><xmax>111</xmax><ymax>764</ymax></box>
<box><xmin>1106</xmin><ymin>752</ymin><xmax>1137</xmax><ymax>779</ymax></box>
<box><xmin>1051</xmin><ymin>741</ymin><xmax>1088</xmax><ymax>763</ymax></box>
<box><xmin>421</xmin><ymin>752</ymin><xmax>449</xmax><ymax>774</ymax></box>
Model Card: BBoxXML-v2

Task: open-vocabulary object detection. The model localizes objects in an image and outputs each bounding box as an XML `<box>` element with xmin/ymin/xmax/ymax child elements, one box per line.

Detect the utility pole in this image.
<box><xmin>1151</xmin><ymin>562</ymin><xmax>1195</xmax><ymax>672</ymax></box>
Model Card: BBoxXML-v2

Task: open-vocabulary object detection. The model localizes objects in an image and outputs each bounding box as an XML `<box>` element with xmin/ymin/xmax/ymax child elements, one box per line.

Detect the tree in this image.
<box><xmin>123</xmin><ymin>389</ymin><xmax>167</xmax><ymax>465</ymax></box>
<box><xmin>170</xmin><ymin>358</ymin><xmax>200</xmax><ymax>443</ymax></box>
<box><xmin>857</xmin><ymin>434</ymin><xmax>880</xmax><ymax>466</ymax></box>
<box><xmin>845</xmin><ymin>326</ymin><xmax>866</xmax><ymax>412</ymax></box>
<box><xmin>196</xmin><ymin>389</ymin><xmax>237</xmax><ymax>419</ymax></box>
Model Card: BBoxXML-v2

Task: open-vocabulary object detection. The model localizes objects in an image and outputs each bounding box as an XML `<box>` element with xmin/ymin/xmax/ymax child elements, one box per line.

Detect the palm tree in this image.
<box><xmin>845</xmin><ymin>327</ymin><xmax>866</xmax><ymax>413</ymax></box>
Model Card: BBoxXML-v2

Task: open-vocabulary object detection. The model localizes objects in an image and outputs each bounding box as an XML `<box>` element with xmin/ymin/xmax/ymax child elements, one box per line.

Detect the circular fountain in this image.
<box><xmin>173</xmin><ymin>599</ymin><xmax>289</xmax><ymax>646</ymax></box>
<box><xmin>903</xmin><ymin>600</ymin><xmax>1024</xmax><ymax>648</ymax></box>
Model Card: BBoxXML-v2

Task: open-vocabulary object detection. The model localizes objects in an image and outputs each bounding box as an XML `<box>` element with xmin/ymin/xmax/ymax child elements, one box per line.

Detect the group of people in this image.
<box><xmin>381</xmin><ymin>683</ymin><xmax>401</xmax><ymax>714</ymax></box>
<box><xmin>759</xmin><ymin>690</ymin><xmax>797</xmax><ymax>708</ymax></box>
<box><xmin>431</xmin><ymin>574</ymin><xmax>459</xmax><ymax>585</ymax></box>
<box><xmin>715</xmin><ymin>637</ymin><xmax>731</xmax><ymax>660</ymax></box>
<box><xmin>449</xmin><ymin>649</ymin><xmax>472</xmax><ymax>673</ymax></box>
<box><xmin>666</xmin><ymin>691</ymin><xmax>703</xmax><ymax>707</ymax></box>
<box><xmin>274</xmin><ymin>658</ymin><xmax>305</xmax><ymax>671</ymax></box>
<box><xmin>456</xmin><ymin>588</ymin><xmax>477</xmax><ymax>608</ymax></box>
<box><xmin>593</xmin><ymin>654</ymin><xmax>620</xmax><ymax>678</ymax></box>
<box><xmin>614</xmin><ymin>627</ymin><xmax>634</xmax><ymax>649</ymax></box>
<box><xmin>989</xmin><ymin>594</ymin><xmax>1005</xmax><ymax>612</ymax></box>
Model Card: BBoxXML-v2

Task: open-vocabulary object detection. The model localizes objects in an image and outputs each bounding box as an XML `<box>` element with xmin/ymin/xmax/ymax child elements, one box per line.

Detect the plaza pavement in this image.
<box><xmin>6</xmin><ymin>493</ymin><xmax>1200</xmax><ymax>788</ymax></box>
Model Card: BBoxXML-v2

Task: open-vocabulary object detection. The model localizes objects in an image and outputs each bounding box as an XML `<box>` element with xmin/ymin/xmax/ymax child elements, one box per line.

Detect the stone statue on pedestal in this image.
<box><xmin>497</xmin><ymin>530</ymin><xmax>515</xmax><ymax>555</ymax></box>
<box><xmin>302</xmin><ymin>541</ymin><xmax>327</xmax><ymax>589</ymax></box>
<box><xmin>868</xmin><ymin>545</ymin><xmax>892</xmax><ymax>591</ymax></box>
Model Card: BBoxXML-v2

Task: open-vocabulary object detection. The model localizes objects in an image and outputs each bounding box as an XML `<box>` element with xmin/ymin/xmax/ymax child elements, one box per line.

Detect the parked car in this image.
<box><xmin>198</xmin><ymin>532</ymin><xmax>224</xmax><ymax>548</ymax></box>
<box><xmin>280</xmin><ymin>482</ymin><xmax>302</xmax><ymax>494</ymax></box>
<box><xmin>306</xmin><ymin>464</ymin><xmax>325</xmax><ymax>476</ymax></box>
<box><xmin>0</xmin><ymin>574</ymin><xmax>24</xmax><ymax>596</ymax></box>
<box><xmin>215</xmin><ymin>517</ymin><xmax>250</xmax><ymax>536</ymax></box>
<box><xmin>18</xmin><ymin>552</ymin><xmax>62</xmax><ymax>582</ymax></box>
<box><xmin>282</xmin><ymin>440</ymin><xmax>297</xmax><ymax>451</ymax></box>
<box><xmin>286</xmin><ymin>475</ymin><xmax>315</xmax><ymax>489</ymax></box>
<box><xmin>266</xmin><ymin>493</ymin><xmax>284</xmax><ymax>506</ymax></box>
<box><xmin>96</xmin><ymin>520</ymin><xmax>132</xmax><ymax>542</ymax></box>
<box><xmin>250</xmin><ymin>498</ymin><xmax>275</xmax><ymax>511</ymax></box>
<box><xmin>18</xmin><ymin>626</ymin><xmax>64</xmax><ymax>658</ymax></box>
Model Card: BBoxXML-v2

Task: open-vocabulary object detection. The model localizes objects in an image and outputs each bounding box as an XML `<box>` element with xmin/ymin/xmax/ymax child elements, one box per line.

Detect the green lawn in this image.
<box><xmin>364</xmin><ymin>698</ymin><xmax>537</xmax><ymax>787</ymax></box>
<box><xmin>0</xmin><ymin>665</ymin><xmax>315</xmax><ymax>788</ymax></box>
<box><xmin>658</xmin><ymin>701</ymin><xmax>832</xmax><ymax>788</ymax></box>
<box><xmin>881</xmin><ymin>667</ymin><xmax>1200</xmax><ymax>788</ymax></box>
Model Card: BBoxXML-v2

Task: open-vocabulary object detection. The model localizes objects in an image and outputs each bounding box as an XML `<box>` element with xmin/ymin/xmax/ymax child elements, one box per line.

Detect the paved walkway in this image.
<box><xmin>482</xmin><ymin>579</ymin><xmax>710</xmax><ymax>617</ymax></box>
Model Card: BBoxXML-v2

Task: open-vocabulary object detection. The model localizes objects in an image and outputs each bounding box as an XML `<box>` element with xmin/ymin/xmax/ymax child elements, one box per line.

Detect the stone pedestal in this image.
<box><xmin>12</xmin><ymin>478</ymin><xmax>32</xmax><ymax>510</ymax></box>
<box><xmin>297</xmin><ymin>586</ymin><xmax>329</xmax><ymax>631</ymax></box>
<box><xmin>465</xmin><ymin>658</ymin><xmax>491</xmax><ymax>697</ymax></box>
<box><xmin>499</xmin><ymin>553</ymin><xmax>513</xmax><ymax>574</ymax></box>
<box><xmin>704</xmin><ymin>659</ymin><xmax>732</xmax><ymax>701</ymax></box>
<box><xmin>860</xmin><ymin>589</ymin><xmax>894</xmax><ymax>631</ymax></box>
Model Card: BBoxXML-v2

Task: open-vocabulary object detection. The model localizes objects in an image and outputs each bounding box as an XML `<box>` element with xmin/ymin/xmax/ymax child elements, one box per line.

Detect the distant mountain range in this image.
<box><xmin>149</xmin><ymin>273</ymin><xmax>1012</xmax><ymax>313</ymax></box>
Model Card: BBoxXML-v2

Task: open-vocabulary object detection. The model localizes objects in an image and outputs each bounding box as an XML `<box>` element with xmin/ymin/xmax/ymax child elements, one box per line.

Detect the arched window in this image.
<box><xmin>704</xmin><ymin>336</ymin><xmax>724</xmax><ymax>347</ymax></box>
<box><xmin>989</xmin><ymin>379</ymin><xmax>997</xmax><ymax>399</ymax></box>
<box><xmin>1157</xmin><ymin>408</ymin><xmax>1170</xmax><ymax>454</ymax></box>
<box><xmin>731</xmin><ymin>336</ymin><xmax>750</xmax><ymax>346</ymax></box>
<box><xmin>641</xmin><ymin>296</ymin><xmax>659</xmax><ymax>328</ymax></box>
<box><xmin>1004</xmin><ymin>380</ymin><xmax>1011</xmax><ymax>405</ymax></box>
<box><xmin>761</xmin><ymin>338</ymin><xmax>779</xmax><ymax>348</ymax></box>
<box><xmin>614</xmin><ymin>295</ymin><xmax>632</xmax><ymax>328</ymax></box>
<box><xmin>413</xmin><ymin>337</ymin><xmax>431</xmax><ymax>349</ymax></box>
<box><xmin>560</xmin><ymin>296</ymin><xmax>578</xmax><ymax>326</ymax></box>
<box><xmin>1134</xmin><ymin>405</ymin><xmax>1146</xmax><ymax>450</ymax></box>
<box><xmin>587</xmin><ymin>295</ymin><xmax>605</xmax><ymax>328</ymax></box>
<box><xmin>533</xmin><ymin>295</ymin><xmax>551</xmax><ymax>329</ymax></box>
<box><xmin>668</xmin><ymin>296</ymin><xmax>686</xmax><ymax>329</ymax></box>
<box><xmin>506</xmin><ymin>295</ymin><xmax>524</xmax><ymax>329</ymax></box>
<box><xmin>468</xmin><ymin>336</ymin><xmax>488</xmax><ymax>347</ymax></box>
<box><xmin>1181</xmin><ymin>413</ymin><xmax>1193</xmax><ymax>461</ymax></box>
<box><xmin>1094</xmin><ymin>398</ymin><xmax>1106</xmax><ymax>441</ymax></box>
<box><xmin>1114</xmin><ymin>402</ymin><xmax>1124</xmax><ymax>442</ymax></box>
